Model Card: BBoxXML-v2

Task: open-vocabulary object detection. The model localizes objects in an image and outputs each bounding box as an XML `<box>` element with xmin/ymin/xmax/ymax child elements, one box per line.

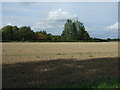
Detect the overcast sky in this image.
<box><xmin>2</xmin><ymin>2</ymin><xmax>118</xmax><ymax>39</ymax></box>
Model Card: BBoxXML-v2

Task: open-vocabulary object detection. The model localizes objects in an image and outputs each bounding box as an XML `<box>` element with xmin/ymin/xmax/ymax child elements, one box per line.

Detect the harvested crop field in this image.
<box><xmin>2</xmin><ymin>42</ymin><xmax>119</xmax><ymax>88</ymax></box>
<box><xmin>2</xmin><ymin>42</ymin><xmax>118</xmax><ymax>64</ymax></box>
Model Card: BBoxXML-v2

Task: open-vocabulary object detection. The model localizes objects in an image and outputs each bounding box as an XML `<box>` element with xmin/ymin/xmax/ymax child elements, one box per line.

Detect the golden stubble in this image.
<box><xmin>2</xmin><ymin>42</ymin><xmax>118</xmax><ymax>64</ymax></box>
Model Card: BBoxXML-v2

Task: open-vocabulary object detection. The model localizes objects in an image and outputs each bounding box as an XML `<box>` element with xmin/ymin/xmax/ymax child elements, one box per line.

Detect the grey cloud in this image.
<box><xmin>31</xmin><ymin>20</ymin><xmax>65</xmax><ymax>31</ymax></box>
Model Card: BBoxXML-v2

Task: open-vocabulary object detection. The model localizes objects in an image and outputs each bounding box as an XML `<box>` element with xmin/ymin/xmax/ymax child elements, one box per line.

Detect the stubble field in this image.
<box><xmin>2</xmin><ymin>42</ymin><xmax>119</xmax><ymax>88</ymax></box>
<box><xmin>2</xmin><ymin>42</ymin><xmax>118</xmax><ymax>64</ymax></box>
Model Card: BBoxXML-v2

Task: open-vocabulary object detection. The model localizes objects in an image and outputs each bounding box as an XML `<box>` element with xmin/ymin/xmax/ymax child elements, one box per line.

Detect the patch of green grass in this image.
<box><xmin>76</xmin><ymin>52</ymin><xmax>83</xmax><ymax>55</ymax></box>
<box><xmin>50</xmin><ymin>77</ymin><xmax>120</xmax><ymax>88</ymax></box>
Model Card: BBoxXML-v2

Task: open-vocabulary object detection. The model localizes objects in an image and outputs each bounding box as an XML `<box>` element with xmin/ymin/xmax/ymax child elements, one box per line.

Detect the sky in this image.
<box><xmin>2</xmin><ymin>2</ymin><xmax>118</xmax><ymax>39</ymax></box>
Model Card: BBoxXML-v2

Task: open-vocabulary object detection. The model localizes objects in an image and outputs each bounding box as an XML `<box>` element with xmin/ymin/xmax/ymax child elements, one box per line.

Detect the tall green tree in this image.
<box><xmin>61</xmin><ymin>19</ymin><xmax>78</xmax><ymax>40</ymax></box>
<box><xmin>61</xmin><ymin>19</ymin><xmax>90</xmax><ymax>40</ymax></box>
<box><xmin>61</xmin><ymin>19</ymin><xmax>71</xmax><ymax>40</ymax></box>
<box><xmin>1</xmin><ymin>25</ymin><xmax>13</xmax><ymax>41</ymax></box>
<box><xmin>74</xmin><ymin>20</ymin><xmax>86</xmax><ymax>40</ymax></box>
<box><xmin>12</xmin><ymin>26</ymin><xmax>20</xmax><ymax>41</ymax></box>
<box><xmin>19</xmin><ymin>26</ymin><xmax>35</xmax><ymax>41</ymax></box>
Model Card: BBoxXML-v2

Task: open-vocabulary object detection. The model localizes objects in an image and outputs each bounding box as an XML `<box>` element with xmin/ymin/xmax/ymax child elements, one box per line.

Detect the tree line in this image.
<box><xmin>0</xmin><ymin>19</ymin><xmax>119</xmax><ymax>42</ymax></box>
<box><xmin>0</xmin><ymin>25</ymin><xmax>61</xmax><ymax>42</ymax></box>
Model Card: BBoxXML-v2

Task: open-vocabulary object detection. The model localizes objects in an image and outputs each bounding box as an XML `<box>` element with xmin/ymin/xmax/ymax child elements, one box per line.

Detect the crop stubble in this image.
<box><xmin>2</xmin><ymin>42</ymin><xmax>118</xmax><ymax>64</ymax></box>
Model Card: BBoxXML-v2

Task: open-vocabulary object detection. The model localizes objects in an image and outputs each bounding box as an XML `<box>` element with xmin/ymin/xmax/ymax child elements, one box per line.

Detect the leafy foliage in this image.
<box><xmin>1</xmin><ymin>19</ymin><xmax>118</xmax><ymax>42</ymax></box>
<box><xmin>61</xmin><ymin>19</ymin><xmax>90</xmax><ymax>40</ymax></box>
<box><xmin>1</xmin><ymin>25</ymin><xmax>13</xmax><ymax>41</ymax></box>
<box><xmin>19</xmin><ymin>26</ymin><xmax>35</xmax><ymax>41</ymax></box>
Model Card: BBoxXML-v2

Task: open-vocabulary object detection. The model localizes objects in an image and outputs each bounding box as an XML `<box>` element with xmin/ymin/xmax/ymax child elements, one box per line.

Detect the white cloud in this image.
<box><xmin>32</xmin><ymin>9</ymin><xmax>78</xmax><ymax>31</ymax></box>
<box><xmin>6</xmin><ymin>22</ymin><xmax>12</xmax><ymax>25</ymax></box>
<box><xmin>47</xmin><ymin>9</ymin><xmax>78</xmax><ymax>21</ymax></box>
<box><xmin>105</xmin><ymin>22</ymin><xmax>118</xmax><ymax>30</ymax></box>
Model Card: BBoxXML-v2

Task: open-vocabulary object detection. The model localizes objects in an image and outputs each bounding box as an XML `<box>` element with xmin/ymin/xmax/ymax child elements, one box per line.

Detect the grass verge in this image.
<box><xmin>50</xmin><ymin>77</ymin><xmax>120</xmax><ymax>88</ymax></box>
